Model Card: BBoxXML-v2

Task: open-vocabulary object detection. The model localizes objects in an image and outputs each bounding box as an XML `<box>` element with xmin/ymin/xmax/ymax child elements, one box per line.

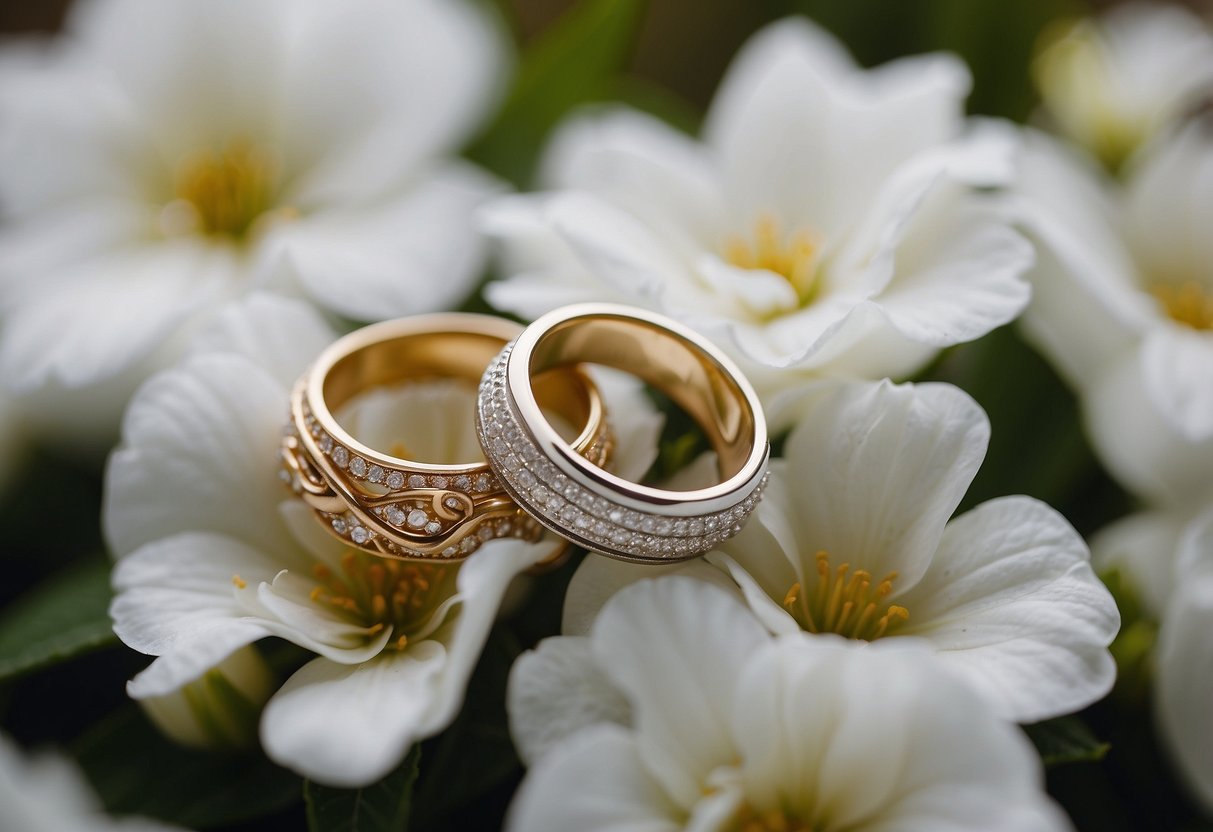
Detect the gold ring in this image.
<box><xmin>281</xmin><ymin>314</ymin><xmax>611</xmax><ymax>561</ymax></box>
<box><xmin>476</xmin><ymin>303</ymin><xmax>769</xmax><ymax>563</ymax></box>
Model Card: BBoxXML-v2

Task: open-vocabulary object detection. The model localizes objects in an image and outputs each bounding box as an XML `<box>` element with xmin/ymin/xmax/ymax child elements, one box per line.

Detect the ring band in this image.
<box><xmin>281</xmin><ymin>314</ymin><xmax>612</xmax><ymax>561</ymax></box>
<box><xmin>476</xmin><ymin>304</ymin><xmax>769</xmax><ymax>563</ymax></box>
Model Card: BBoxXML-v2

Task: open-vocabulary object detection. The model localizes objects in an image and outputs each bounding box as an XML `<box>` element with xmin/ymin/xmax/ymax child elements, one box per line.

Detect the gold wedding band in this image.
<box><xmin>476</xmin><ymin>304</ymin><xmax>769</xmax><ymax>563</ymax></box>
<box><xmin>281</xmin><ymin>314</ymin><xmax>611</xmax><ymax>561</ymax></box>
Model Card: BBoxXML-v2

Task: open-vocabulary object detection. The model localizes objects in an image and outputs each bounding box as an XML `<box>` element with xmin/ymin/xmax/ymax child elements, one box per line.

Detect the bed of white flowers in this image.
<box><xmin>0</xmin><ymin>1</ymin><xmax>1210</xmax><ymax>830</ymax></box>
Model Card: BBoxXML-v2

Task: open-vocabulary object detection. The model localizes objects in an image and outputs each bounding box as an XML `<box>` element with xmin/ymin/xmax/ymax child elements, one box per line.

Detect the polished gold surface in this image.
<box><xmin>282</xmin><ymin>314</ymin><xmax>612</xmax><ymax>561</ymax></box>
<box><xmin>479</xmin><ymin>303</ymin><xmax>770</xmax><ymax>564</ymax></box>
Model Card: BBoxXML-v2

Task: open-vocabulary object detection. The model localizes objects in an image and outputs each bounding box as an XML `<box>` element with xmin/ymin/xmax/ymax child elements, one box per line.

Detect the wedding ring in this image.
<box><xmin>476</xmin><ymin>304</ymin><xmax>769</xmax><ymax>563</ymax></box>
<box><xmin>281</xmin><ymin>314</ymin><xmax>612</xmax><ymax>561</ymax></box>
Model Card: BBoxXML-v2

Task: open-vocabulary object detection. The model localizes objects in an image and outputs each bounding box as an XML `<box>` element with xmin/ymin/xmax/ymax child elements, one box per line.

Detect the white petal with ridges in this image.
<box><xmin>589</xmin><ymin>578</ymin><xmax>768</xmax><ymax>808</ymax></box>
<box><xmin>507</xmin><ymin>636</ymin><xmax>631</xmax><ymax>765</ymax></box>
<box><xmin>893</xmin><ymin>496</ymin><xmax>1119</xmax><ymax>721</ymax></box>
<box><xmin>780</xmin><ymin>379</ymin><xmax>989</xmax><ymax>589</ymax></box>
<box><xmin>506</xmin><ymin>725</ymin><xmax>681</xmax><ymax>832</ymax></box>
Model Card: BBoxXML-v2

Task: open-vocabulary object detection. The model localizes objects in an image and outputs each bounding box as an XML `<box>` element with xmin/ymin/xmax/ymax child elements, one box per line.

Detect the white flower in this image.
<box><xmin>1093</xmin><ymin>505</ymin><xmax>1213</xmax><ymax>813</ymax></box>
<box><xmin>1010</xmin><ymin>125</ymin><xmax>1213</xmax><ymax>511</ymax></box>
<box><xmin>482</xmin><ymin>17</ymin><xmax>1032</xmax><ymax>425</ymax></box>
<box><xmin>104</xmin><ymin>296</ymin><xmax>548</xmax><ymax>786</ymax></box>
<box><xmin>562</xmin><ymin>379</ymin><xmax>1119</xmax><ymax>723</ymax></box>
<box><xmin>0</xmin><ymin>0</ymin><xmax>506</xmax><ymax>440</ymax></box>
<box><xmin>507</xmin><ymin>576</ymin><xmax>1071</xmax><ymax>831</ymax></box>
<box><xmin>1033</xmin><ymin>3</ymin><xmax>1213</xmax><ymax>170</ymax></box>
<box><xmin>104</xmin><ymin>294</ymin><xmax>665</xmax><ymax>786</ymax></box>
<box><xmin>0</xmin><ymin>731</ymin><xmax>180</xmax><ymax>831</ymax></box>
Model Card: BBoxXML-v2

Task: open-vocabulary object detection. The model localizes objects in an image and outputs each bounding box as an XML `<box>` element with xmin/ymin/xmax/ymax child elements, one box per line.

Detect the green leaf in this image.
<box><xmin>0</xmin><ymin>558</ymin><xmax>117</xmax><ymax>681</ymax></box>
<box><xmin>305</xmin><ymin>744</ymin><xmax>421</xmax><ymax>832</ymax></box>
<box><xmin>467</xmin><ymin>0</ymin><xmax>648</xmax><ymax>185</ymax></box>
<box><xmin>74</xmin><ymin>704</ymin><xmax>303</xmax><ymax>828</ymax></box>
<box><xmin>1025</xmin><ymin>715</ymin><xmax>1110</xmax><ymax>767</ymax></box>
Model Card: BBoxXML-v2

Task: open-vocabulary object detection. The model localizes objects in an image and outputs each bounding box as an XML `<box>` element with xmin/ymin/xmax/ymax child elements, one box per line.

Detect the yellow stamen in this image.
<box><xmin>231</xmin><ymin>575</ymin><xmax>247</xmax><ymax>589</ymax></box>
<box><xmin>308</xmin><ymin>550</ymin><xmax>455</xmax><ymax>652</ymax></box>
<box><xmin>170</xmin><ymin>139</ymin><xmax>279</xmax><ymax>239</ymax></box>
<box><xmin>1152</xmin><ymin>280</ymin><xmax>1213</xmax><ymax>330</ymax></box>
<box><xmin>724</xmin><ymin>215</ymin><xmax>823</xmax><ymax>304</ymax></box>
<box><xmin>782</xmin><ymin>550</ymin><xmax>908</xmax><ymax>641</ymax></box>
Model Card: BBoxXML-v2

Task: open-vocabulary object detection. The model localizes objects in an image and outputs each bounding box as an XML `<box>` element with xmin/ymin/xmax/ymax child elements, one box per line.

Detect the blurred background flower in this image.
<box><xmin>0</xmin><ymin>0</ymin><xmax>508</xmax><ymax>446</ymax></box>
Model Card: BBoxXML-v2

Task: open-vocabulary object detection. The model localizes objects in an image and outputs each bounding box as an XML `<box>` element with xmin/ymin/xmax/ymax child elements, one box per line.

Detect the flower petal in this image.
<box><xmin>894</xmin><ymin>496</ymin><xmax>1119</xmax><ymax>722</ymax></box>
<box><xmin>705</xmin><ymin>17</ymin><xmax>969</xmax><ymax>238</ymax></box>
<box><xmin>873</xmin><ymin>181</ymin><xmax>1033</xmax><ymax>347</ymax></box>
<box><xmin>260</xmin><ymin>647</ymin><xmax>448</xmax><ymax>787</ymax></box>
<box><xmin>561</xmin><ymin>552</ymin><xmax>732</xmax><ymax>637</ymax></box>
<box><xmin>507</xmin><ymin>636</ymin><xmax>631</xmax><ymax>765</ymax></box>
<box><xmin>103</xmin><ymin>352</ymin><xmax>299</xmax><ymax>561</ymax></box>
<box><xmin>1156</xmin><ymin>509</ymin><xmax>1213</xmax><ymax>813</ymax></box>
<box><xmin>1090</xmin><ymin>509</ymin><xmax>1188</xmax><ymax>616</ymax></box>
<box><xmin>186</xmin><ymin>294</ymin><xmax>335</xmax><ymax>390</ymax></box>
<box><xmin>281</xmin><ymin>161</ymin><xmax>503</xmax><ymax>322</ymax></box>
<box><xmin>112</xmin><ymin>531</ymin><xmax>278</xmax><ymax>697</ymax></box>
<box><xmin>541</xmin><ymin>107</ymin><xmax>728</xmax><ymax>250</ymax></box>
<box><xmin>280</xmin><ymin>0</ymin><xmax>507</xmax><ymax>205</ymax></box>
<box><xmin>733</xmin><ymin>638</ymin><xmax>1067</xmax><ymax>831</ymax></box>
<box><xmin>1010</xmin><ymin>129</ymin><xmax>1148</xmax><ymax>385</ymax></box>
<box><xmin>1085</xmin><ymin>348</ymin><xmax>1213</xmax><ymax>506</ymax></box>
<box><xmin>0</xmin><ymin>242</ymin><xmax>236</xmax><ymax>391</ymax></box>
<box><xmin>589</xmin><ymin>577</ymin><xmax>768</xmax><ymax>808</ymax></box>
<box><xmin>780</xmin><ymin>379</ymin><xmax>989</xmax><ymax>589</ymax></box>
<box><xmin>506</xmin><ymin>725</ymin><xmax>681</xmax><ymax>832</ymax></box>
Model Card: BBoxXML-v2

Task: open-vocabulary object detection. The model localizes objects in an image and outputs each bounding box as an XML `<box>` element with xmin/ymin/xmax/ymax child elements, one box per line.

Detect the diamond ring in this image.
<box><xmin>282</xmin><ymin>314</ymin><xmax>612</xmax><ymax>561</ymax></box>
<box><xmin>476</xmin><ymin>304</ymin><xmax>769</xmax><ymax>563</ymax></box>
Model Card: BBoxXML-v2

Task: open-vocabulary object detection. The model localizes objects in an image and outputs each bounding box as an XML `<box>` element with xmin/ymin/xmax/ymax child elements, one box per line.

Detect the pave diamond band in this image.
<box><xmin>476</xmin><ymin>304</ymin><xmax>770</xmax><ymax>563</ymax></box>
<box><xmin>281</xmin><ymin>314</ymin><xmax>611</xmax><ymax>561</ymax></box>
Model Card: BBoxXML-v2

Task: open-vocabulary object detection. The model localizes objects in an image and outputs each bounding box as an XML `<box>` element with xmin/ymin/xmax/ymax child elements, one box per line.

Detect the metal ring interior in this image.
<box><xmin>478</xmin><ymin>303</ymin><xmax>770</xmax><ymax>562</ymax></box>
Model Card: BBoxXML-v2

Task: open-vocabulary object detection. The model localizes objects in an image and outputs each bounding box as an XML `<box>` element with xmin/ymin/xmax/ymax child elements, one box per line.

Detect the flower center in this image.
<box><xmin>782</xmin><ymin>550</ymin><xmax>908</xmax><ymax>641</ymax></box>
<box><xmin>724</xmin><ymin>215</ymin><xmax>823</xmax><ymax>304</ymax></box>
<box><xmin>165</xmin><ymin>139</ymin><xmax>281</xmax><ymax>239</ymax></box>
<box><xmin>1151</xmin><ymin>280</ymin><xmax>1213</xmax><ymax>330</ymax></box>
<box><xmin>310</xmin><ymin>551</ymin><xmax>454</xmax><ymax>650</ymax></box>
<box><xmin>732</xmin><ymin>803</ymin><xmax>815</xmax><ymax>832</ymax></box>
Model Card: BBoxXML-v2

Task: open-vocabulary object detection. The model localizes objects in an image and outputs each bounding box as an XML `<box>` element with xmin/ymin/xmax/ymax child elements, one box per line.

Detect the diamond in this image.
<box><xmin>592</xmin><ymin>521</ymin><xmax>609</xmax><ymax>537</ymax></box>
<box><xmin>460</xmin><ymin>537</ymin><xmax>478</xmax><ymax>554</ymax></box>
<box><xmin>499</xmin><ymin>520</ymin><xmax>512</xmax><ymax>536</ymax></box>
<box><xmin>689</xmin><ymin>519</ymin><xmax>705</xmax><ymax>536</ymax></box>
<box><xmin>442</xmin><ymin>546</ymin><xmax>459</xmax><ymax>558</ymax></box>
<box><xmin>351</xmin><ymin>526</ymin><xmax>369</xmax><ymax>544</ymax></box>
<box><xmin>655</xmin><ymin>519</ymin><xmax>673</xmax><ymax>536</ymax></box>
<box><xmin>386</xmin><ymin>471</ymin><xmax>405</xmax><ymax>490</ymax></box>
<box><xmin>574</xmin><ymin>514</ymin><xmax>591</xmax><ymax>530</ymax></box>
<box><xmin>319</xmin><ymin>434</ymin><xmax>333</xmax><ymax>453</ymax></box>
<box><xmin>331</xmin><ymin>517</ymin><xmax>348</xmax><ymax>535</ymax></box>
<box><xmin>386</xmin><ymin>506</ymin><xmax>407</xmax><ymax>526</ymax></box>
<box><xmin>332</xmin><ymin>446</ymin><xmax>349</xmax><ymax>467</ymax></box>
<box><xmin>444</xmin><ymin>496</ymin><xmax>461</xmax><ymax>510</ymax></box>
<box><xmin>517</xmin><ymin>470</ymin><xmax>537</xmax><ymax>488</ymax></box>
<box><xmin>608</xmin><ymin>509</ymin><xmax>624</xmax><ymax>524</ymax></box>
<box><xmin>474</xmin><ymin>474</ymin><xmax>492</xmax><ymax>492</ymax></box>
<box><xmin>432</xmin><ymin>476</ymin><xmax>449</xmax><ymax>489</ymax></box>
<box><xmin>407</xmin><ymin>510</ymin><xmax>428</xmax><ymax>529</ymax></box>
<box><xmin>454</xmin><ymin>475</ymin><xmax>472</xmax><ymax>491</ymax></box>
<box><xmin>424</xmin><ymin>520</ymin><xmax>442</xmax><ymax>535</ymax></box>
<box><xmin>533</xmin><ymin>486</ymin><xmax>551</xmax><ymax>505</ymax></box>
<box><xmin>349</xmin><ymin>457</ymin><xmax>368</xmax><ymax>477</ymax></box>
<box><xmin>408</xmin><ymin>474</ymin><xmax>426</xmax><ymax>489</ymax></box>
<box><xmin>478</xmin><ymin>525</ymin><xmax>494</xmax><ymax>541</ymax></box>
<box><xmin>610</xmin><ymin>529</ymin><xmax>630</xmax><ymax>546</ymax></box>
<box><xmin>367</xmin><ymin>465</ymin><xmax>385</xmax><ymax>483</ymax></box>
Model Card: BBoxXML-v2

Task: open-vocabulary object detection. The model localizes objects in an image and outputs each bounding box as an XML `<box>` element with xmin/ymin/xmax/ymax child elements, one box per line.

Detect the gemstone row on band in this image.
<box><xmin>283</xmin><ymin>399</ymin><xmax>540</xmax><ymax>560</ymax></box>
<box><xmin>477</xmin><ymin>347</ymin><xmax>768</xmax><ymax>560</ymax></box>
